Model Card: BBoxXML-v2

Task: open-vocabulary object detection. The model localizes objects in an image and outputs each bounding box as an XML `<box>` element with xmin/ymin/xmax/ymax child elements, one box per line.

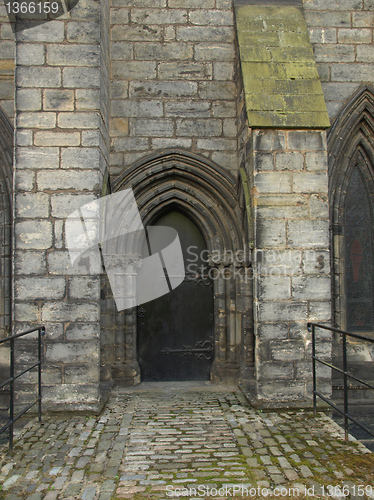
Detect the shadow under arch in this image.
<box><xmin>328</xmin><ymin>85</ymin><xmax>374</xmax><ymax>332</ymax></box>
<box><xmin>104</xmin><ymin>150</ymin><xmax>254</xmax><ymax>386</ymax></box>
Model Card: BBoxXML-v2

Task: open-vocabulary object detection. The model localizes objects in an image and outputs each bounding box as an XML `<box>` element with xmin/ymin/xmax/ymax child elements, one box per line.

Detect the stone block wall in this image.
<box><xmin>109</xmin><ymin>0</ymin><xmax>239</xmax><ymax>178</ymax></box>
<box><xmin>13</xmin><ymin>0</ymin><xmax>110</xmax><ymax>411</ymax></box>
<box><xmin>0</xmin><ymin>3</ymin><xmax>15</xmax><ymax>124</ymax></box>
<box><xmin>304</xmin><ymin>0</ymin><xmax>374</xmax><ymax>122</ymax></box>
<box><xmin>250</xmin><ymin>129</ymin><xmax>331</xmax><ymax>402</ymax></box>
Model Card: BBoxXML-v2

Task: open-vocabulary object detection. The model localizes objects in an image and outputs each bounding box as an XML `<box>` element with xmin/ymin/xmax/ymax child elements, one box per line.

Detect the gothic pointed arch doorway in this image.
<box><xmin>108</xmin><ymin>150</ymin><xmax>253</xmax><ymax>386</ymax></box>
<box><xmin>137</xmin><ymin>209</ymin><xmax>214</xmax><ymax>381</ymax></box>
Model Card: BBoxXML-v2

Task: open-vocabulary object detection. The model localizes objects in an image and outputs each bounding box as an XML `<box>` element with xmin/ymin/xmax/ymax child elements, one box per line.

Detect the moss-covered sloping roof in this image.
<box><xmin>235</xmin><ymin>5</ymin><xmax>330</xmax><ymax>129</ymax></box>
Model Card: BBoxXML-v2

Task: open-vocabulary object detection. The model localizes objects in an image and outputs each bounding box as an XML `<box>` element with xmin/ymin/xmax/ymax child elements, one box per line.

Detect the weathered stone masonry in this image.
<box><xmin>0</xmin><ymin>0</ymin><xmax>372</xmax><ymax>410</ymax></box>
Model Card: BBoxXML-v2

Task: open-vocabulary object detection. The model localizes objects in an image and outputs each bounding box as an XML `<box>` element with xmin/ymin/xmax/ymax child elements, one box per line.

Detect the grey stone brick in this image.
<box><xmin>68</xmin><ymin>276</ymin><xmax>100</xmax><ymax>300</ymax></box>
<box><xmin>58</xmin><ymin>112</ymin><xmax>100</xmax><ymax>129</ymax></box>
<box><xmin>134</xmin><ymin>42</ymin><xmax>192</xmax><ymax>61</ymax></box>
<box><xmin>331</xmin><ymin>63</ymin><xmax>374</xmax><ymax>82</ymax></box>
<box><xmin>16</xmin><ymin>43</ymin><xmax>45</xmax><ymax>65</ymax></box>
<box><xmin>0</xmin><ymin>41</ymin><xmax>15</xmax><ymax>60</ymax></box>
<box><xmin>338</xmin><ymin>28</ymin><xmax>371</xmax><ymax>43</ymax></box>
<box><xmin>257</xmin><ymin>322</ymin><xmax>289</xmax><ymax>341</ymax></box>
<box><xmin>254</xmin><ymin>130</ymin><xmax>286</xmax><ymax>151</ymax></box>
<box><xmin>356</xmin><ymin>44</ymin><xmax>374</xmax><ymax>62</ymax></box>
<box><xmin>34</xmin><ymin>131</ymin><xmax>80</xmax><ymax>146</ymax></box>
<box><xmin>258</xmin><ymin>249</ymin><xmax>302</xmax><ymax>275</ymax></box>
<box><xmin>275</xmin><ymin>152</ymin><xmax>304</xmax><ymax>171</ymax></box>
<box><xmin>176</xmin><ymin>26</ymin><xmax>234</xmax><ymax>43</ymax></box>
<box><xmin>47</xmin><ymin>250</ymin><xmax>101</xmax><ymax>275</ymax></box>
<box><xmin>305</xmin><ymin>152</ymin><xmax>328</xmax><ymax>171</ymax></box>
<box><xmin>14</xmin><ymin>302</ymin><xmax>39</xmax><ymax>322</ymax></box>
<box><xmin>129</xmin><ymin>81</ymin><xmax>197</xmax><ymax>98</ymax></box>
<box><xmin>16</xmin><ymin>130</ymin><xmax>33</xmax><ymax>147</ymax></box>
<box><xmin>16</xmin><ymin>147</ymin><xmax>59</xmax><ymax>170</ymax></box>
<box><xmin>15</xmin><ymin>277</ymin><xmax>66</xmax><ymax>300</ymax></box>
<box><xmin>76</xmin><ymin>89</ymin><xmax>100</xmax><ymax>110</ymax></box>
<box><xmin>111</xmin><ymin>25</ymin><xmax>162</xmax><ymax>42</ymax></box>
<box><xmin>158</xmin><ymin>62</ymin><xmax>208</xmax><ymax>80</ymax></box>
<box><xmin>254</xmin><ymin>172</ymin><xmax>292</xmax><ymax>194</ymax></box>
<box><xmin>111</xmin><ymin>42</ymin><xmax>134</xmax><ymax>61</ymax></box>
<box><xmin>212</xmin><ymin>101</ymin><xmax>236</xmax><ymax>117</ymax></box>
<box><xmin>176</xmin><ymin>119</ymin><xmax>222</xmax><ymax>136</ymax></box>
<box><xmin>352</xmin><ymin>11</ymin><xmax>374</xmax><ymax>27</ymax></box>
<box><xmin>196</xmin><ymin>138</ymin><xmax>236</xmax><ymax>150</ymax></box>
<box><xmin>37</xmin><ymin>170</ymin><xmax>101</xmax><ymax>191</ymax></box>
<box><xmin>66</xmin><ymin>0</ymin><xmax>100</xmax><ymax>20</ymax></box>
<box><xmin>67</xmin><ymin>22</ymin><xmax>101</xmax><ymax>43</ymax></box>
<box><xmin>17</xmin><ymin>66</ymin><xmax>61</xmax><ymax>88</ymax></box>
<box><xmin>165</xmin><ymin>100</ymin><xmax>211</xmax><ymax>117</ymax></box>
<box><xmin>46</xmin><ymin>341</ymin><xmax>99</xmax><ymax>362</ymax></box>
<box><xmin>42</xmin><ymin>303</ymin><xmax>100</xmax><ymax>324</ymax></box>
<box><xmin>14</xmin><ymin>250</ymin><xmax>46</xmax><ymax>275</ymax></box>
<box><xmin>214</xmin><ymin>62</ymin><xmax>234</xmax><ymax>80</ymax></box>
<box><xmin>309</xmin><ymin>194</ymin><xmax>329</xmax><ymax>218</ymax></box>
<box><xmin>16</xmin><ymin>21</ymin><xmax>64</xmax><ymax>42</ymax></box>
<box><xmin>44</xmin><ymin>89</ymin><xmax>75</xmax><ymax>111</ymax></box>
<box><xmin>131</xmin><ymin>9</ymin><xmax>187</xmax><ymax>24</ymax></box>
<box><xmin>169</xmin><ymin>0</ymin><xmax>214</xmax><ymax>8</ymax></box>
<box><xmin>110</xmin><ymin>8</ymin><xmax>130</xmax><ymax>25</ymax></box>
<box><xmin>16</xmin><ymin>192</ymin><xmax>49</xmax><ymax>218</ymax></box>
<box><xmin>314</xmin><ymin>44</ymin><xmax>355</xmax><ymax>63</ymax></box>
<box><xmin>65</xmin><ymin>322</ymin><xmax>100</xmax><ymax>340</ymax></box>
<box><xmin>112</xmin><ymin>61</ymin><xmax>156</xmax><ymax>80</ymax></box>
<box><xmin>61</xmin><ymin>147</ymin><xmax>100</xmax><ymax>169</ymax></box>
<box><xmin>293</xmin><ymin>172</ymin><xmax>328</xmax><ymax>193</ymax></box>
<box><xmin>131</xmin><ymin>119</ymin><xmax>174</xmax><ymax>136</ymax></box>
<box><xmin>305</xmin><ymin>10</ymin><xmax>350</xmax><ymax>27</ymax></box>
<box><xmin>0</xmin><ymin>80</ymin><xmax>14</xmax><ymax>100</ymax></box>
<box><xmin>189</xmin><ymin>10</ymin><xmax>234</xmax><ymax>25</ymax></box>
<box><xmin>270</xmin><ymin>340</ymin><xmax>305</xmax><ymax>361</ymax></box>
<box><xmin>47</xmin><ymin>45</ymin><xmax>100</xmax><ymax>66</ymax></box>
<box><xmin>15</xmin><ymin>220</ymin><xmax>53</xmax><ymax>249</ymax></box>
<box><xmin>198</xmin><ymin>81</ymin><xmax>236</xmax><ymax>100</ymax></box>
<box><xmin>16</xmin><ymin>89</ymin><xmax>41</xmax><ymax>111</ymax></box>
<box><xmin>82</xmin><ymin>130</ymin><xmax>101</xmax><ymax>147</ymax></box>
<box><xmin>15</xmin><ymin>169</ymin><xmax>34</xmax><ymax>190</ymax></box>
<box><xmin>258</xmin><ymin>301</ymin><xmax>308</xmax><ymax>323</ymax></box>
<box><xmin>256</xmin><ymin>219</ymin><xmax>286</xmax><ymax>247</ymax></box>
<box><xmin>17</xmin><ymin>112</ymin><xmax>56</xmax><ymax>129</ymax></box>
<box><xmin>257</xmin><ymin>275</ymin><xmax>291</xmax><ymax>300</ymax></box>
<box><xmin>258</xmin><ymin>361</ymin><xmax>294</xmax><ymax>381</ymax></box>
<box><xmin>303</xmin><ymin>249</ymin><xmax>330</xmax><ymax>274</ymax></box>
<box><xmin>308</xmin><ymin>300</ymin><xmax>331</xmax><ymax>321</ymax></box>
<box><xmin>51</xmin><ymin>193</ymin><xmax>96</xmax><ymax>218</ymax></box>
<box><xmin>287</xmin><ymin>220</ymin><xmax>329</xmax><ymax>248</ymax></box>
<box><xmin>211</xmin><ymin>151</ymin><xmax>238</xmax><ymax>170</ymax></box>
<box><xmin>63</xmin><ymin>67</ymin><xmax>100</xmax><ymax>88</ymax></box>
<box><xmin>292</xmin><ymin>275</ymin><xmax>330</xmax><ymax>300</ymax></box>
<box><xmin>110</xmin><ymin>100</ymin><xmax>163</xmax><ymax>118</ymax></box>
<box><xmin>151</xmin><ymin>138</ymin><xmax>192</xmax><ymax>149</ymax></box>
<box><xmin>287</xmin><ymin>131</ymin><xmax>326</xmax><ymax>151</ymax></box>
<box><xmin>308</xmin><ymin>28</ymin><xmax>337</xmax><ymax>44</ymax></box>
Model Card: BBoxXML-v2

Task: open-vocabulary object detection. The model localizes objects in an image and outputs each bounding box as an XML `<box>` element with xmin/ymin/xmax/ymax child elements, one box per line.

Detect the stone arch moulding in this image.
<box><xmin>0</xmin><ymin>106</ymin><xmax>13</xmax><ymax>340</ymax></box>
<box><xmin>328</xmin><ymin>85</ymin><xmax>374</xmax><ymax>331</ymax></box>
<box><xmin>107</xmin><ymin>149</ymin><xmax>254</xmax><ymax>386</ymax></box>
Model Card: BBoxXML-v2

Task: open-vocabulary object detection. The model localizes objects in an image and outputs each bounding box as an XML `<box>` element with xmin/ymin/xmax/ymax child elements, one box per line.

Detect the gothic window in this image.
<box><xmin>344</xmin><ymin>161</ymin><xmax>374</xmax><ymax>331</ymax></box>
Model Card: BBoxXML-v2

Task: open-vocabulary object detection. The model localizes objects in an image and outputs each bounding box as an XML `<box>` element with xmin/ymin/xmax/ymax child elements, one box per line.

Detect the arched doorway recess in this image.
<box><xmin>108</xmin><ymin>150</ymin><xmax>253</xmax><ymax>385</ymax></box>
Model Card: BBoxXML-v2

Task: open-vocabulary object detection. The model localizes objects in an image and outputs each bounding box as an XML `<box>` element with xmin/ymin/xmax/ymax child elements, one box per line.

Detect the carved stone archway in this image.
<box><xmin>328</xmin><ymin>86</ymin><xmax>374</xmax><ymax>331</ymax></box>
<box><xmin>107</xmin><ymin>150</ymin><xmax>253</xmax><ymax>385</ymax></box>
<box><xmin>0</xmin><ymin>107</ymin><xmax>13</xmax><ymax>339</ymax></box>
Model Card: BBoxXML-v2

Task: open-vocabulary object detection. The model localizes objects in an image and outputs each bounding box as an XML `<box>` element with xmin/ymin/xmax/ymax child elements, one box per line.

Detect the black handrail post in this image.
<box><xmin>38</xmin><ymin>327</ymin><xmax>44</xmax><ymax>423</ymax></box>
<box><xmin>310</xmin><ymin>323</ymin><xmax>317</xmax><ymax>416</ymax></box>
<box><xmin>9</xmin><ymin>336</ymin><xmax>14</xmax><ymax>450</ymax></box>
<box><xmin>342</xmin><ymin>332</ymin><xmax>348</xmax><ymax>442</ymax></box>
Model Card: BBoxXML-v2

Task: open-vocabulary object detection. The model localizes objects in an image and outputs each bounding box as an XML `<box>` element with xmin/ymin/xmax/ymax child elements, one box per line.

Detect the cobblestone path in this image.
<box><xmin>0</xmin><ymin>382</ymin><xmax>373</xmax><ymax>499</ymax></box>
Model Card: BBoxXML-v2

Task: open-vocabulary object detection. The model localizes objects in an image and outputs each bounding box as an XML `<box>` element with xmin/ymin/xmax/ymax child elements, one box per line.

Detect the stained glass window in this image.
<box><xmin>344</xmin><ymin>166</ymin><xmax>374</xmax><ymax>331</ymax></box>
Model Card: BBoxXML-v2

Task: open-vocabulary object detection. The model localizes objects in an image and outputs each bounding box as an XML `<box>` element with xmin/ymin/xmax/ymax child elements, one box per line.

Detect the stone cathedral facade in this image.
<box><xmin>0</xmin><ymin>0</ymin><xmax>373</xmax><ymax>411</ymax></box>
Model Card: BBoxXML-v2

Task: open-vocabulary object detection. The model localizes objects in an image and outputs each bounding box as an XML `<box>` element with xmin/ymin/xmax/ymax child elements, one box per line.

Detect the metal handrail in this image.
<box><xmin>308</xmin><ymin>322</ymin><xmax>374</xmax><ymax>442</ymax></box>
<box><xmin>0</xmin><ymin>326</ymin><xmax>45</xmax><ymax>449</ymax></box>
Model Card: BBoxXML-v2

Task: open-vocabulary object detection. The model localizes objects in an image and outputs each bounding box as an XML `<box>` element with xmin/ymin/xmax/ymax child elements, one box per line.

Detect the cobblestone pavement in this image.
<box><xmin>0</xmin><ymin>382</ymin><xmax>373</xmax><ymax>500</ymax></box>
